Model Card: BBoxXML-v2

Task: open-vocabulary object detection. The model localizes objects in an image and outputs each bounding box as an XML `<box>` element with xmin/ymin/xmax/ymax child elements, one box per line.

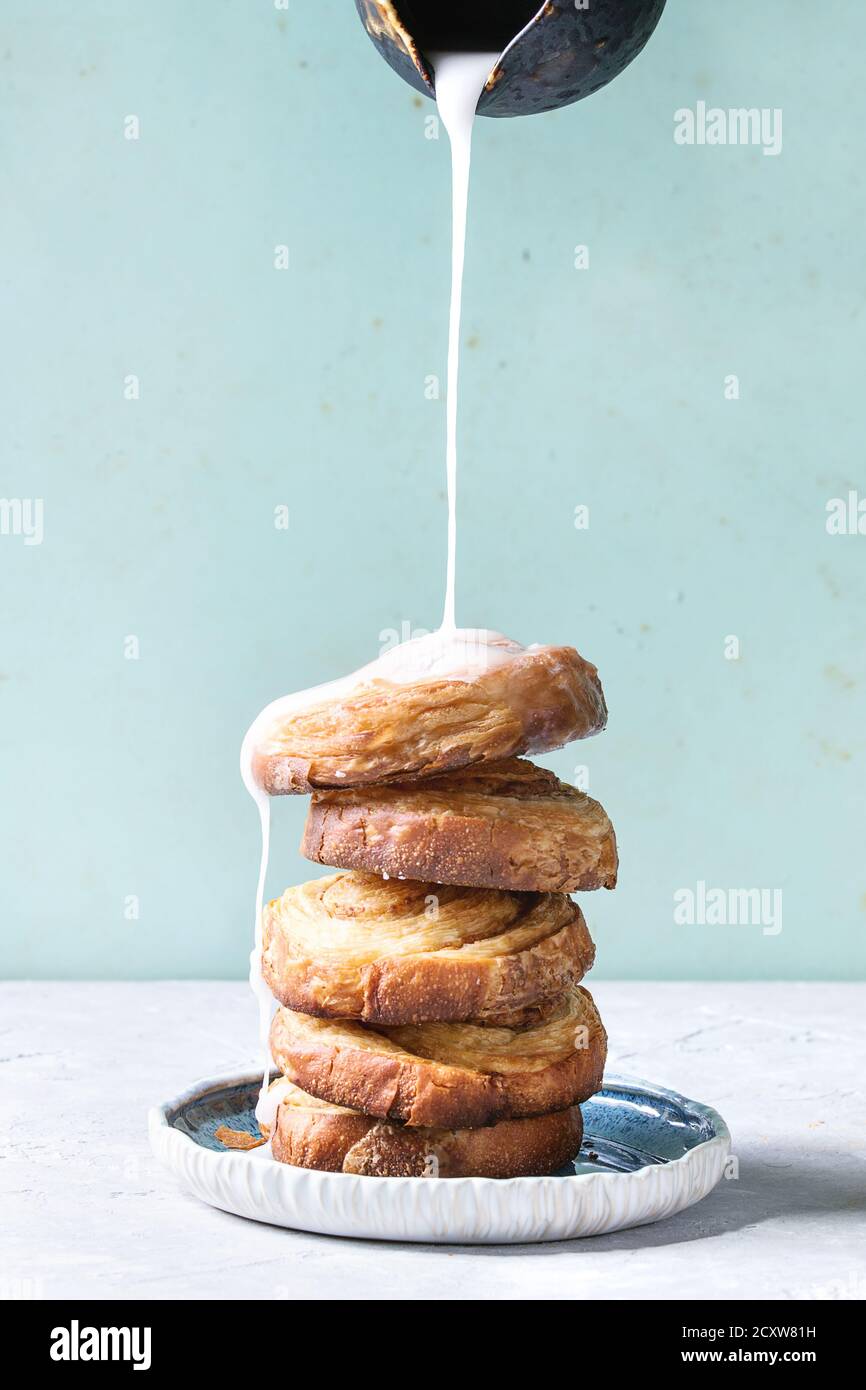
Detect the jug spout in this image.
<box><xmin>355</xmin><ymin>1</ymin><xmax>668</xmax><ymax>119</ymax></box>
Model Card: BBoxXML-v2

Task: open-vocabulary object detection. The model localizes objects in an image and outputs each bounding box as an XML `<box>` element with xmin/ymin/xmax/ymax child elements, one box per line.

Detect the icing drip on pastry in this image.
<box><xmin>242</xmin><ymin>628</ymin><xmax>539</xmax><ymax>767</ymax></box>
<box><xmin>253</xmin><ymin>1076</ymin><xmax>297</xmax><ymax>1137</ymax></box>
<box><xmin>431</xmin><ymin>51</ymin><xmax>499</xmax><ymax>631</ymax></box>
<box><xmin>244</xmin><ymin>781</ymin><xmax>274</xmax><ymax>1127</ymax></box>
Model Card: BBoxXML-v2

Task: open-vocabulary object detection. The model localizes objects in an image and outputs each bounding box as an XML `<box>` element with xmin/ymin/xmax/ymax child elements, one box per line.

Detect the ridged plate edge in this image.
<box><xmin>148</xmin><ymin>1070</ymin><xmax>731</xmax><ymax>1245</ymax></box>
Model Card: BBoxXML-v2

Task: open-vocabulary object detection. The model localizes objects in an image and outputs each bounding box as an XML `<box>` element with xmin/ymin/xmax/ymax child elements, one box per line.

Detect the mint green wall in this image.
<box><xmin>3</xmin><ymin>1</ymin><xmax>864</xmax><ymax>980</ymax></box>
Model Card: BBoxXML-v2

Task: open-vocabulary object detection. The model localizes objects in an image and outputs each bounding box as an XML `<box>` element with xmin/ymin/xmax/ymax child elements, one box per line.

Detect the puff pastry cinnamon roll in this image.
<box><xmin>261</xmin><ymin>871</ymin><xmax>595</xmax><ymax>1026</ymax></box>
<box><xmin>269</xmin><ymin>983</ymin><xmax>606</xmax><ymax>1130</ymax></box>
<box><xmin>261</xmin><ymin>1079</ymin><xmax>583</xmax><ymax>1178</ymax></box>
<box><xmin>302</xmin><ymin>757</ymin><xmax>618</xmax><ymax>894</ymax></box>
<box><xmin>244</xmin><ymin>630</ymin><xmax>607</xmax><ymax>794</ymax></box>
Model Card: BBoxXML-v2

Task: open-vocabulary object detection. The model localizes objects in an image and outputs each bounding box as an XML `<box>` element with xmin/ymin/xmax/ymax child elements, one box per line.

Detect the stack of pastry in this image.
<box><xmin>246</xmin><ymin>634</ymin><xmax>616</xmax><ymax>1179</ymax></box>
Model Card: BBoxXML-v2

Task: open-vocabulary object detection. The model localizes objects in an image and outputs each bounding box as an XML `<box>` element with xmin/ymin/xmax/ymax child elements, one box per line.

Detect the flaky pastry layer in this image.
<box><xmin>302</xmin><ymin>757</ymin><xmax>618</xmax><ymax>893</ymax></box>
<box><xmin>261</xmin><ymin>870</ymin><xmax>595</xmax><ymax>1025</ymax></box>
<box><xmin>269</xmin><ymin>984</ymin><xmax>607</xmax><ymax>1129</ymax></box>
<box><xmin>268</xmin><ymin>1080</ymin><xmax>584</xmax><ymax>1178</ymax></box>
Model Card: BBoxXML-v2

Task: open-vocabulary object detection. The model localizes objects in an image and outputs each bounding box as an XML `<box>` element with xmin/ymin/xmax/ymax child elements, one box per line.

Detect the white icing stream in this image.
<box><xmin>432</xmin><ymin>51</ymin><xmax>499</xmax><ymax>632</ymax></box>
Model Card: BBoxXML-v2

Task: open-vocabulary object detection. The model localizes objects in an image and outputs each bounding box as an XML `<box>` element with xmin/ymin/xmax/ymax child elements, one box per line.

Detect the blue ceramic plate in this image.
<box><xmin>150</xmin><ymin>1070</ymin><xmax>730</xmax><ymax>1243</ymax></box>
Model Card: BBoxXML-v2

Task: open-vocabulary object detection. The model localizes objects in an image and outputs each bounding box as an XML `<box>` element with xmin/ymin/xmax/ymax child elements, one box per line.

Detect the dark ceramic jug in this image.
<box><xmin>355</xmin><ymin>0</ymin><xmax>667</xmax><ymax>118</ymax></box>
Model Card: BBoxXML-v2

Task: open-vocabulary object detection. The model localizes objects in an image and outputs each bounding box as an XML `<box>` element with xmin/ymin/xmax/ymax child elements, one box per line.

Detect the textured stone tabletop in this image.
<box><xmin>2</xmin><ymin>982</ymin><xmax>864</xmax><ymax>1302</ymax></box>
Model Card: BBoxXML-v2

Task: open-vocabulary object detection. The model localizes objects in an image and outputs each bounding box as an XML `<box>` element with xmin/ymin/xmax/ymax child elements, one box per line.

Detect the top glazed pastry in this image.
<box><xmin>244</xmin><ymin>629</ymin><xmax>607</xmax><ymax>795</ymax></box>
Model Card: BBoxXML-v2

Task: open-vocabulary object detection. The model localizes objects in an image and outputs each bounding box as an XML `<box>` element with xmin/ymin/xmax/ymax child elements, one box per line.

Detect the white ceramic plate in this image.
<box><xmin>149</xmin><ymin>1070</ymin><xmax>730</xmax><ymax>1244</ymax></box>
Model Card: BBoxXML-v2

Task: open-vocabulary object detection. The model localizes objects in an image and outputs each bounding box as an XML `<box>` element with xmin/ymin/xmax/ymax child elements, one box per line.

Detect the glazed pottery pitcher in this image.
<box><xmin>355</xmin><ymin>0</ymin><xmax>668</xmax><ymax>118</ymax></box>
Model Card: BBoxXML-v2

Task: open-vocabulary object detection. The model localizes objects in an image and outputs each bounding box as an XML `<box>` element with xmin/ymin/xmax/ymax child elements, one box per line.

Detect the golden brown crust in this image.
<box><xmin>302</xmin><ymin>757</ymin><xmax>618</xmax><ymax>894</ymax></box>
<box><xmin>269</xmin><ymin>1081</ymin><xmax>584</xmax><ymax>1178</ymax></box>
<box><xmin>269</xmin><ymin>985</ymin><xmax>606</xmax><ymax>1129</ymax></box>
<box><xmin>252</xmin><ymin>645</ymin><xmax>607</xmax><ymax>794</ymax></box>
<box><xmin>261</xmin><ymin>871</ymin><xmax>596</xmax><ymax>1026</ymax></box>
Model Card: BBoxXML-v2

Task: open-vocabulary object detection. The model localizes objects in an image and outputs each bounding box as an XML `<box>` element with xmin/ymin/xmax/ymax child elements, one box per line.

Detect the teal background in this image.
<box><xmin>2</xmin><ymin>1</ymin><xmax>864</xmax><ymax>980</ymax></box>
